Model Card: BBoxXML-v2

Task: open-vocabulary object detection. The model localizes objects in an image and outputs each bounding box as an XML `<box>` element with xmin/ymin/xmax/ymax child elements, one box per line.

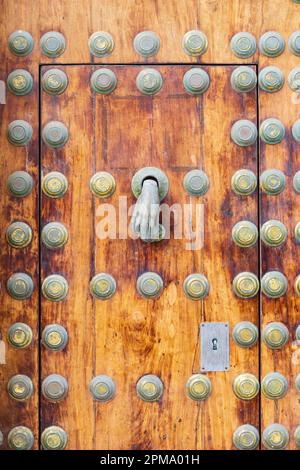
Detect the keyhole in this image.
<box><xmin>212</xmin><ymin>338</ymin><xmax>218</xmax><ymax>351</ymax></box>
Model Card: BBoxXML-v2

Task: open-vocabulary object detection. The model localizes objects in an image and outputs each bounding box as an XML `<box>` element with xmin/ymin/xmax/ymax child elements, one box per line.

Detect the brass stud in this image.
<box><xmin>262</xmin><ymin>424</ymin><xmax>289</xmax><ymax>450</ymax></box>
<box><xmin>259</xmin><ymin>31</ymin><xmax>285</xmax><ymax>57</ymax></box>
<box><xmin>289</xmin><ymin>31</ymin><xmax>300</xmax><ymax>56</ymax></box>
<box><xmin>293</xmin><ymin>171</ymin><xmax>300</xmax><ymax>194</ymax></box>
<box><xmin>42</xmin><ymin>222</ymin><xmax>68</xmax><ymax>250</ymax></box>
<box><xmin>137</xmin><ymin>272</ymin><xmax>163</xmax><ymax>299</ymax></box>
<box><xmin>42</xmin><ymin>171</ymin><xmax>68</xmax><ymax>198</ymax></box>
<box><xmin>295</xmin><ymin>374</ymin><xmax>300</xmax><ymax>392</ymax></box>
<box><xmin>261</xmin><ymin>271</ymin><xmax>288</xmax><ymax>298</ymax></box>
<box><xmin>8</xmin><ymin>323</ymin><xmax>33</xmax><ymax>349</ymax></box>
<box><xmin>183</xmin><ymin>169</ymin><xmax>209</xmax><ymax>196</ymax></box>
<box><xmin>294</xmin><ymin>274</ymin><xmax>300</xmax><ymax>296</ymax></box>
<box><xmin>183</xmin><ymin>273</ymin><xmax>209</xmax><ymax>300</ymax></box>
<box><xmin>136</xmin><ymin>68</ymin><xmax>163</xmax><ymax>95</ymax></box>
<box><xmin>232</xmin><ymin>373</ymin><xmax>260</xmax><ymax>400</ymax></box>
<box><xmin>230</xmin><ymin>32</ymin><xmax>256</xmax><ymax>58</ymax></box>
<box><xmin>232</xmin><ymin>221</ymin><xmax>258</xmax><ymax>248</ymax></box>
<box><xmin>90</xmin><ymin>171</ymin><xmax>116</xmax><ymax>197</ymax></box>
<box><xmin>183</xmin><ymin>69</ymin><xmax>210</xmax><ymax>95</ymax></box>
<box><xmin>42</xmin><ymin>275</ymin><xmax>68</xmax><ymax>302</ymax></box>
<box><xmin>131</xmin><ymin>167</ymin><xmax>169</xmax><ymax>201</ymax></box>
<box><xmin>231</xmin><ymin>66</ymin><xmax>257</xmax><ymax>93</ymax></box>
<box><xmin>261</xmin><ymin>372</ymin><xmax>288</xmax><ymax>400</ymax></box>
<box><xmin>263</xmin><ymin>322</ymin><xmax>289</xmax><ymax>349</ymax></box>
<box><xmin>232</xmin><ymin>272</ymin><xmax>259</xmax><ymax>299</ymax></box>
<box><xmin>261</xmin><ymin>220</ymin><xmax>287</xmax><ymax>247</ymax></box>
<box><xmin>233</xmin><ymin>425</ymin><xmax>260</xmax><ymax>450</ymax></box>
<box><xmin>90</xmin><ymin>273</ymin><xmax>116</xmax><ymax>300</ymax></box>
<box><xmin>260</xmin><ymin>169</ymin><xmax>286</xmax><ymax>195</ymax></box>
<box><xmin>42</xmin><ymin>121</ymin><xmax>69</xmax><ymax>148</ymax></box>
<box><xmin>8</xmin><ymin>426</ymin><xmax>34</xmax><ymax>450</ymax></box>
<box><xmin>7</xmin><ymin>171</ymin><xmax>33</xmax><ymax>197</ymax></box>
<box><xmin>260</xmin><ymin>118</ymin><xmax>285</xmax><ymax>145</ymax></box>
<box><xmin>186</xmin><ymin>374</ymin><xmax>212</xmax><ymax>401</ymax></box>
<box><xmin>88</xmin><ymin>31</ymin><xmax>114</xmax><ymax>58</ymax></box>
<box><xmin>42</xmin><ymin>324</ymin><xmax>68</xmax><ymax>351</ymax></box>
<box><xmin>134</xmin><ymin>31</ymin><xmax>160</xmax><ymax>57</ymax></box>
<box><xmin>42</xmin><ymin>68</ymin><xmax>68</xmax><ymax>95</ymax></box>
<box><xmin>232</xmin><ymin>321</ymin><xmax>258</xmax><ymax>348</ymax></box>
<box><xmin>231</xmin><ymin>120</ymin><xmax>257</xmax><ymax>147</ymax></box>
<box><xmin>42</xmin><ymin>374</ymin><xmax>68</xmax><ymax>402</ymax></box>
<box><xmin>7</xmin><ymin>374</ymin><xmax>33</xmax><ymax>401</ymax></box>
<box><xmin>288</xmin><ymin>67</ymin><xmax>300</xmax><ymax>92</ymax></box>
<box><xmin>7</xmin><ymin>120</ymin><xmax>33</xmax><ymax>146</ymax></box>
<box><xmin>8</xmin><ymin>30</ymin><xmax>34</xmax><ymax>56</ymax></box>
<box><xmin>258</xmin><ymin>66</ymin><xmax>284</xmax><ymax>93</ymax></box>
<box><xmin>7</xmin><ymin>272</ymin><xmax>34</xmax><ymax>300</ymax></box>
<box><xmin>292</xmin><ymin>119</ymin><xmax>300</xmax><ymax>142</ymax></box>
<box><xmin>89</xmin><ymin>375</ymin><xmax>116</xmax><ymax>402</ymax></box>
<box><xmin>40</xmin><ymin>31</ymin><xmax>66</xmax><ymax>58</ymax></box>
<box><xmin>231</xmin><ymin>169</ymin><xmax>257</xmax><ymax>196</ymax></box>
<box><xmin>7</xmin><ymin>69</ymin><xmax>33</xmax><ymax>96</ymax></box>
<box><xmin>6</xmin><ymin>221</ymin><xmax>32</xmax><ymax>249</ymax></box>
<box><xmin>182</xmin><ymin>30</ymin><xmax>208</xmax><ymax>56</ymax></box>
<box><xmin>136</xmin><ymin>374</ymin><xmax>163</xmax><ymax>402</ymax></box>
<box><xmin>41</xmin><ymin>426</ymin><xmax>68</xmax><ymax>450</ymax></box>
<box><xmin>90</xmin><ymin>68</ymin><xmax>117</xmax><ymax>94</ymax></box>
<box><xmin>294</xmin><ymin>426</ymin><xmax>300</xmax><ymax>448</ymax></box>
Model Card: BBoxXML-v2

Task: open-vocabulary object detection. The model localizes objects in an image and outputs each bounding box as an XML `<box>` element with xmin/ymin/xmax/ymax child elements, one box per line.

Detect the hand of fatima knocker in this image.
<box><xmin>131</xmin><ymin>179</ymin><xmax>160</xmax><ymax>242</ymax></box>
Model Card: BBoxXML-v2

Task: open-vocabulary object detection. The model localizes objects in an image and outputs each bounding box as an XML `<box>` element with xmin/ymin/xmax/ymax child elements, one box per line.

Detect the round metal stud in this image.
<box><xmin>131</xmin><ymin>167</ymin><xmax>169</xmax><ymax>201</ymax></box>
<box><xmin>289</xmin><ymin>31</ymin><xmax>300</xmax><ymax>56</ymax></box>
<box><xmin>230</xmin><ymin>66</ymin><xmax>257</xmax><ymax>93</ymax></box>
<box><xmin>260</xmin><ymin>169</ymin><xmax>286</xmax><ymax>195</ymax></box>
<box><xmin>41</xmin><ymin>426</ymin><xmax>67</xmax><ymax>450</ymax></box>
<box><xmin>42</xmin><ymin>121</ymin><xmax>69</xmax><ymax>148</ymax></box>
<box><xmin>263</xmin><ymin>322</ymin><xmax>289</xmax><ymax>349</ymax></box>
<box><xmin>295</xmin><ymin>374</ymin><xmax>300</xmax><ymax>392</ymax></box>
<box><xmin>230</xmin><ymin>32</ymin><xmax>257</xmax><ymax>58</ymax></box>
<box><xmin>294</xmin><ymin>274</ymin><xmax>300</xmax><ymax>296</ymax></box>
<box><xmin>296</xmin><ymin>325</ymin><xmax>300</xmax><ymax>341</ymax></box>
<box><xmin>0</xmin><ymin>430</ymin><xmax>3</xmax><ymax>447</ymax></box>
<box><xmin>261</xmin><ymin>220</ymin><xmax>287</xmax><ymax>247</ymax></box>
<box><xmin>232</xmin><ymin>221</ymin><xmax>258</xmax><ymax>248</ymax></box>
<box><xmin>136</xmin><ymin>374</ymin><xmax>163</xmax><ymax>402</ymax></box>
<box><xmin>42</xmin><ymin>374</ymin><xmax>68</xmax><ymax>402</ymax></box>
<box><xmin>42</xmin><ymin>324</ymin><xmax>68</xmax><ymax>351</ymax></box>
<box><xmin>183</xmin><ymin>169</ymin><xmax>209</xmax><ymax>196</ymax></box>
<box><xmin>231</xmin><ymin>169</ymin><xmax>257</xmax><ymax>196</ymax></box>
<box><xmin>293</xmin><ymin>171</ymin><xmax>300</xmax><ymax>194</ymax></box>
<box><xmin>137</xmin><ymin>272</ymin><xmax>163</xmax><ymax>299</ymax></box>
<box><xmin>42</xmin><ymin>68</ymin><xmax>68</xmax><ymax>95</ymax></box>
<box><xmin>232</xmin><ymin>321</ymin><xmax>258</xmax><ymax>348</ymax></box>
<box><xmin>259</xmin><ymin>31</ymin><xmax>285</xmax><ymax>57</ymax></box>
<box><xmin>8</xmin><ymin>426</ymin><xmax>34</xmax><ymax>450</ymax></box>
<box><xmin>88</xmin><ymin>31</ymin><xmax>114</xmax><ymax>58</ymax></box>
<box><xmin>89</xmin><ymin>375</ymin><xmax>116</xmax><ymax>402</ymax></box>
<box><xmin>40</xmin><ymin>31</ymin><xmax>66</xmax><ymax>58</ymax></box>
<box><xmin>7</xmin><ymin>120</ymin><xmax>33</xmax><ymax>146</ymax></box>
<box><xmin>288</xmin><ymin>67</ymin><xmax>300</xmax><ymax>92</ymax></box>
<box><xmin>258</xmin><ymin>66</ymin><xmax>284</xmax><ymax>93</ymax></box>
<box><xmin>183</xmin><ymin>69</ymin><xmax>210</xmax><ymax>95</ymax></box>
<box><xmin>7</xmin><ymin>374</ymin><xmax>33</xmax><ymax>401</ymax></box>
<box><xmin>90</xmin><ymin>273</ymin><xmax>116</xmax><ymax>300</ymax></box>
<box><xmin>231</xmin><ymin>120</ymin><xmax>258</xmax><ymax>147</ymax></box>
<box><xmin>42</xmin><ymin>171</ymin><xmax>68</xmax><ymax>198</ymax></box>
<box><xmin>8</xmin><ymin>30</ymin><xmax>34</xmax><ymax>56</ymax></box>
<box><xmin>8</xmin><ymin>323</ymin><xmax>33</xmax><ymax>349</ymax></box>
<box><xmin>183</xmin><ymin>274</ymin><xmax>209</xmax><ymax>300</ymax></box>
<box><xmin>90</xmin><ymin>68</ymin><xmax>117</xmax><ymax>95</ymax></box>
<box><xmin>261</xmin><ymin>372</ymin><xmax>288</xmax><ymax>400</ymax></box>
<box><xmin>7</xmin><ymin>69</ymin><xmax>33</xmax><ymax>96</ymax></box>
<box><xmin>260</xmin><ymin>118</ymin><xmax>285</xmax><ymax>145</ymax></box>
<box><xmin>182</xmin><ymin>30</ymin><xmax>208</xmax><ymax>57</ymax></box>
<box><xmin>233</xmin><ymin>425</ymin><xmax>260</xmax><ymax>450</ymax></box>
<box><xmin>186</xmin><ymin>374</ymin><xmax>212</xmax><ymax>401</ymax></box>
<box><xmin>295</xmin><ymin>426</ymin><xmax>300</xmax><ymax>448</ymax></box>
<box><xmin>261</xmin><ymin>272</ymin><xmax>288</xmax><ymax>298</ymax></box>
<box><xmin>136</xmin><ymin>68</ymin><xmax>163</xmax><ymax>95</ymax></box>
<box><xmin>134</xmin><ymin>31</ymin><xmax>160</xmax><ymax>57</ymax></box>
<box><xmin>232</xmin><ymin>373</ymin><xmax>260</xmax><ymax>400</ymax></box>
<box><xmin>6</xmin><ymin>221</ymin><xmax>32</xmax><ymax>249</ymax></box>
<box><xmin>90</xmin><ymin>171</ymin><xmax>116</xmax><ymax>197</ymax></box>
<box><xmin>42</xmin><ymin>275</ymin><xmax>68</xmax><ymax>302</ymax></box>
<box><xmin>262</xmin><ymin>424</ymin><xmax>289</xmax><ymax>450</ymax></box>
<box><xmin>7</xmin><ymin>171</ymin><xmax>33</xmax><ymax>197</ymax></box>
<box><xmin>42</xmin><ymin>222</ymin><xmax>68</xmax><ymax>250</ymax></box>
<box><xmin>7</xmin><ymin>272</ymin><xmax>34</xmax><ymax>300</ymax></box>
<box><xmin>292</xmin><ymin>119</ymin><xmax>300</xmax><ymax>142</ymax></box>
<box><xmin>232</xmin><ymin>272</ymin><xmax>259</xmax><ymax>299</ymax></box>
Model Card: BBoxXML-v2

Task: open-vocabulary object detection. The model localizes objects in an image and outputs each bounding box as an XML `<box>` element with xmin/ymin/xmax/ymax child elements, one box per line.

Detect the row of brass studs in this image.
<box><xmin>0</xmin><ymin>425</ymin><xmax>67</xmax><ymax>450</ymax></box>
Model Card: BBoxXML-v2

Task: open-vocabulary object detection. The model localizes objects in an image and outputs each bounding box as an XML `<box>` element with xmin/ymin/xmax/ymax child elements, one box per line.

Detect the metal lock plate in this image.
<box><xmin>200</xmin><ymin>322</ymin><xmax>229</xmax><ymax>372</ymax></box>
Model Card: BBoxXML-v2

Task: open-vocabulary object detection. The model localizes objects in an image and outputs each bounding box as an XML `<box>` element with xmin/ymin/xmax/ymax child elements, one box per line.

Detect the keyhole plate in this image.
<box><xmin>200</xmin><ymin>322</ymin><xmax>230</xmax><ymax>372</ymax></box>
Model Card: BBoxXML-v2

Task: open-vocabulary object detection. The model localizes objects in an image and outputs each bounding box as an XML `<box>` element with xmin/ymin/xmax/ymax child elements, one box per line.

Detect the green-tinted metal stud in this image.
<box><xmin>263</xmin><ymin>322</ymin><xmax>289</xmax><ymax>349</ymax></box>
<box><xmin>261</xmin><ymin>372</ymin><xmax>288</xmax><ymax>400</ymax></box>
<box><xmin>90</xmin><ymin>273</ymin><xmax>116</xmax><ymax>300</ymax></box>
<box><xmin>231</xmin><ymin>169</ymin><xmax>257</xmax><ymax>196</ymax></box>
<box><xmin>6</xmin><ymin>221</ymin><xmax>32</xmax><ymax>249</ymax></box>
<box><xmin>261</xmin><ymin>272</ymin><xmax>288</xmax><ymax>298</ymax></box>
<box><xmin>88</xmin><ymin>31</ymin><xmax>114</xmax><ymax>58</ymax></box>
<box><xmin>7</xmin><ymin>374</ymin><xmax>33</xmax><ymax>401</ymax></box>
<box><xmin>42</xmin><ymin>374</ymin><xmax>68</xmax><ymax>402</ymax></box>
<box><xmin>134</xmin><ymin>31</ymin><xmax>160</xmax><ymax>57</ymax></box>
<box><xmin>7</xmin><ymin>120</ymin><xmax>33</xmax><ymax>146</ymax></box>
<box><xmin>136</xmin><ymin>374</ymin><xmax>163</xmax><ymax>402</ymax></box>
<box><xmin>90</xmin><ymin>68</ymin><xmax>117</xmax><ymax>94</ymax></box>
<box><xmin>230</xmin><ymin>32</ymin><xmax>256</xmax><ymax>58</ymax></box>
<box><xmin>260</xmin><ymin>220</ymin><xmax>287</xmax><ymax>247</ymax></box>
<box><xmin>260</xmin><ymin>118</ymin><xmax>285</xmax><ymax>145</ymax></box>
<box><xmin>183</xmin><ymin>169</ymin><xmax>209</xmax><ymax>196</ymax></box>
<box><xmin>7</xmin><ymin>69</ymin><xmax>33</xmax><ymax>96</ymax></box>
<box><xmin>42</xmin><ymin>222</ymin><xmax>68</xmax><ymax>250</ymax></box>
<box><xmin>233</xmin><ymin>425</ymin><xmax>260</xmax><ymax>450</ymax></box>
<box><xmin>288</xmin><ymin>67</ymin><xmax>300</xmax><ymax>92</ymax></box>
<box><xmin>260</xmin><ymin>169</ymin><xmax>286</xmax><ymax>195</ymax></box>
<box><xmin>41</xmin><ymin>426</ymin><xmax>68</xmax><ymax>450</ymax></box>
<box><xmin>293</xmin><ymin>171</ymin><xmax>300</xmax><ymax>194</ymax></box>
<box><xmin>136</xmin><ymin>68</ymin><xmax>163</xmax><ymax>95</ymax></box>
<box><xmin>89</xmin><ymin>375</ymin><xmax>116</xmax><ymax>402</ymax></box>
<box><xmin>131</xmin><ymin>167</ymin><xmax>169</xmax><ymax>201</ymax></box>
<box><xmin>42</xmin><ymin>274</ymin><xmax>68</xmax><ymax>302</ymax></box>
<box><xmin>258</xmin><ymin>66</ymin><xmax>284</xmax><ymax>93</ymax></box>
<box><xmin>42</xmin><ymin>121</ymin><xmax>69</xmax><ymax>148</ymax></box>
<box><xmin>232</xmin><ymin>321</ymin><xmax>258</xmax><ymax>348</ymax></box>
<box><xmin>289</xmin><ymin>31</ymin><xmax>300</xmax><ymax>56</ymax></box>
<box><xmin>259</xmin><ymin>31</ymin><xmax>285</xmax><ymax>57</ymax></box>
<box><xmin>8</xmin><ymin>426</ymin><xmax>34</xmax><ymax>450</ymax></box>
<box><xmin>292</xmin><ymin>119</ymin><xmax>300</xmax><ymax>142</ymax></box>
<box><xmin>262</xmin><ymin>424</ymin><xmax>289</xmax><ymax>450</ymax></box>
<box><xmin>182</xmin><ymin>30</ymin><xmax>208</xmax><ymax>56</ymax></box>
<box><xmin>183</xmin><ymin>273</ymin><xmax>209</xmax><ymax>300</ymax></box>
<box><xmin>295</xmin><ymin>374</ymin><xmax>300</xmax><ymax>392</ymax></box>
<box><xmin>186</xmin><ymin>374</ymin><xmax>212</xmax><ymax>401</ymax></box>
<box><xmin>183</xmin><ymin>68</ymin><xmax>210</xmax><ymax>95</ymax></box>
<box><xmin>232</xmin><ymin>272</ymin><xmax>259</xmax><ymax>299</ymax></box>
<box><xmin>231</xmin><ymin>120</ymin><xmax>258</xmax><ymax>147</ymax></box>
<box><xmin>42</xmin><ymin>68</ymin><xmax>68</xmax><ymax>95</ymax></box>
<box><xmin>295</xmin><ymin>426</ymin><xmax>300</xmax><ymax>448</ymax></box>
<box><xmin>232</xmin><ymin>221</ymin><xmax>258</xmax><ymax>248</ymax></box>
<box><xmin>294</xmin><ymin>274</ymin><xmax>300</xmax><ymax>296</ymax></box>
<box><xmin>42</xmin><ymin>171</ymin><xmax>68</xmax><ymax>198</ymax></box>
<box><xmin>232</xmin><ymin>373</ymin><xmax>260</xmax><ymax>400</ymax></box>
<box><xmin>8</xmin><ymin>30</ymin><xmax>34</xmax><ymax>56</ymax></box>
<box><xmin>40</xmin><ymin>31</ymin><xmax>66</xmax><ymax>58</ymax></box>
<box><xmin>7</xmin><ymin>171</ymin><xmax>33</xmax><ymax>198</ymax></box>
<box><xmin>296</xmin><ymin>325</ymin><xmax>300</xmax><ymax>341</ymax></box>
<box><xmin>8</xmin><ymin>322</ymin><xmax>33</xmax><ymax>349</ymax></box>
<box><xmin>231</xmin><ymin>66</ymin><xmax>257</xmax><ymax>93</ymax></box>
<box><xmin>42</xmin><ymin>324</ymin><xmax>68</xmax><ymax>351</ymax></box>
<box><xmin>90</xmin><ymin>171</ymin><xmax>116</xmax><ymax>197</ymax></box>
<box><xmin>7</xmin><ymin>272</ymin><xmax>34</xmax><ymax>300</ymax></box>
<box><xmin>137</xmin><ymin>272</ymin><xmax>163</xmax><ymax>299</ymax></box>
